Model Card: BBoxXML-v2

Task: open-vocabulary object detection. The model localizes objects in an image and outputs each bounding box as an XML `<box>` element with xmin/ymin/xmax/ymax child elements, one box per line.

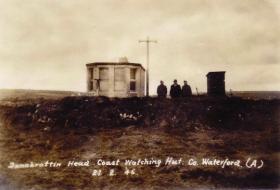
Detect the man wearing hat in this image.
<box><xmin>170</xmin><ymin>79</ymin><xmax>181</xmax><ymax>98</ymax></box>
<box><xmin>182</xmin><ymin>80</ymin><xmax>192</xmax><ymax>97</ymax></box>
<box><xmin>157</xmin><ymin>80</ymin><xmax>167</xmax><ymax>98</ymax></box>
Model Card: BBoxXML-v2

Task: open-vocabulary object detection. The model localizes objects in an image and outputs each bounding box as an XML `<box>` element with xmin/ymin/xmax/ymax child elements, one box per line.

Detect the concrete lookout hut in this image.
<box><xmin>86</xmin><ymin>59</ymin><xmax>145</xmax><ymax>97</ymax></box>
<box><xmin>206</xmin><ymin>71</ymin><xmax>226</xmax><ymax>96</ymax></box>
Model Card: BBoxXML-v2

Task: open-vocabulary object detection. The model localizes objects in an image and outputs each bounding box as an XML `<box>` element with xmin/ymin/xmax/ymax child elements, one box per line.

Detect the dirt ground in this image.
<box><xmin>0</xmin><ymin>93</ymin><xmax>279</xmax><ymax>189</ymax></box>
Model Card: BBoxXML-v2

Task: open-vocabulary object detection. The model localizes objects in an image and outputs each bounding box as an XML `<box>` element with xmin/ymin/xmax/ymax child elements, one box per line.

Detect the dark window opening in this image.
<box><xmin>89</xmin><ymin>68</ymin><xmax>93</xmax><ymax>79</ymax></box>
<box><xmin>89</xmin><ymin>82</ymin><xmax>93</xmax><ymax>91</ymax></box>
<box><xmin>130</xmin><ymin>68</ymin><xmax>137</xmax><ymax>92</ymax></box>
<box><xmin>130</xmin><ymin>81</ymin><xmax>136</xmax><ymax>91</ymax></box>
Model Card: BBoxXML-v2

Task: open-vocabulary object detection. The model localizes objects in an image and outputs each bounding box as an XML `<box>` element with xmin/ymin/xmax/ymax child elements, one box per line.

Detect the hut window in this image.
<box><xmin>130</xmin><ymin>68</ymin><xmax>137</xmax><ymax>80</ymax></box>
<box><xmin>130</xmin><ymin>81</ymin><xmax>136</xmax><ymax>91</ymax></box>
<box><xmin>130</xmin><ymin>68</ymin><xmax>137</xmax><ymax>91</ymax></box>
<box><xmin>89</xmin><ymin>68</ymin><xmax>93</xmax><ymax>79</ymax></box>
<box><xmin>89</xmin><ymin>81</ymin><xmax>93</xmax><ymax>91</ymax></box>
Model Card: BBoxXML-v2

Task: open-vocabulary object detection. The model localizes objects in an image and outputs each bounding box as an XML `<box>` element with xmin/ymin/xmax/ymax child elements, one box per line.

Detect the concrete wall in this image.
<box><xmin>140</xmin><ymin>68</ymin><xmax>145</xmax><ymax>96</ymax></box>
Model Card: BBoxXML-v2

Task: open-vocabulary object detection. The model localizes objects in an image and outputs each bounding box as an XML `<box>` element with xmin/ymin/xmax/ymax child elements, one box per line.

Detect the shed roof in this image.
<box><xmin>86</xmin><ymin>62</ymin><xmax>145</xmax><ymax>71</ymax></box>
<box><xmin>206</xmin><ymin>71</ymin><xmax>225</xmax><ymax>77</ymax></box>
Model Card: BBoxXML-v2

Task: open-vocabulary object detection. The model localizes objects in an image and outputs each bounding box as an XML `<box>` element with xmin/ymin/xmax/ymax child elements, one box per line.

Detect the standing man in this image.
<box><xmin>170</xmin><ymin>79</ymin><xmax>181</xmax><ymax>98</ymax></box>
<box><xmin>182</xmin><ymin>80</ymin><xmax>192</xmax><ymax>97</ymax></box>
<box><xmin>157</xmin><ymin>80</ymin><xmax>167</xmax><ymax>98</ymax></box>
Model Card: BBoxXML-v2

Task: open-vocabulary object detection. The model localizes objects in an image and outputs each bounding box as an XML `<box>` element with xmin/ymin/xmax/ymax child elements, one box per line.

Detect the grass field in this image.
<box><xmin>0</xmin><ymin>89</ymin><xmax>279</xmax><ymax>189</ymax></box>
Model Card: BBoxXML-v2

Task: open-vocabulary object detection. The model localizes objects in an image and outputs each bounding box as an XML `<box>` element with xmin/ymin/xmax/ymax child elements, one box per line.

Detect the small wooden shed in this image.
<box><xmin>86</xmin><ymin>60</ymin><xmax>145</xmax><ymax>97</ymax></box>
<box><xmin>206</xmin><ymin>71</ymin><xmax>226</xmax><ymax>96</ymax></box>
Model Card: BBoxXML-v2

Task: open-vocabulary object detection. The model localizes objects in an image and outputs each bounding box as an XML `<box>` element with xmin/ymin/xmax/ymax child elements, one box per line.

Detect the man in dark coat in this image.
<box><xmin>170</xmin><ymin>79</ymin><xmax>181</xmax><ymax>98</ymax></box>
<box><xmin>182</xmin><ymin>80</ymin><xmax>192</xmax><ymax>97</ymax></box>
<box><xmin>157</xmin><ymin>80</ymin><xmax>167</xmax><ymax>98</ymax></box>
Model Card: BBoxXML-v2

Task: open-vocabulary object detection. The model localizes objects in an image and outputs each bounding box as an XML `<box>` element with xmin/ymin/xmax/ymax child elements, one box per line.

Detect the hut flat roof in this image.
<box><xmin>86</xmin><ymin>62</ymin><xmax>145</xmax><ymax>71</ymax></box>
<box><xmin>206</xmin><ymin>71</ymin><xmax>226</xmax><ymax>77</ymax></box>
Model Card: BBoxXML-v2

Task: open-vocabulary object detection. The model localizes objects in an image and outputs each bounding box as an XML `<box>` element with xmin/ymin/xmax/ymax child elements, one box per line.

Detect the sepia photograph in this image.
<box><xmin>0</xmin><ymin>0</ymin><xmax>279</xmax><ymax>189</ymax></box>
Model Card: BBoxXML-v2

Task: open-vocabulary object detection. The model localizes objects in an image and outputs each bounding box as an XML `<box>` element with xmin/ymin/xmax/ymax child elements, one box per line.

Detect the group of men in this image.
<box><xmin>157</xmin><ymin>80</ymin><xmax>192</xmax><ymax>98</ymax></box>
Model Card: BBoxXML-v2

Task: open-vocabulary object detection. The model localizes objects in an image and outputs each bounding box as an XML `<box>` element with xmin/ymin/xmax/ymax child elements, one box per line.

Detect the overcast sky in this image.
<box><xmin>0</xmin><ymin>0</ymin><xmax>279</xmax><ymax>94</ymax></box>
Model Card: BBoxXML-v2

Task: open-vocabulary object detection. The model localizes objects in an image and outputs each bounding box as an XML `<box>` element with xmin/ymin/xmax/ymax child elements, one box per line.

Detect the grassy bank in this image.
<box><xmin>0</xmin><ymin>96</ymin><xmax>279</xmax><ymax>189</ymax></box>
